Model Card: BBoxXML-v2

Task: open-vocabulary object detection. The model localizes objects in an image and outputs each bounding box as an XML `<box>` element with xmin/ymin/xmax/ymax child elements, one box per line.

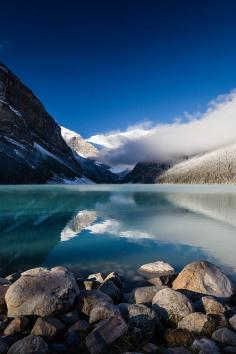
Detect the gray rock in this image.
<box><xmin>164</xmin><ymin>328</ymin><xmax>194</xmax><ymax>347</ymax></box>
<box><xmin>229</xmin><ymin>314</ymin><xmax>236</xmax><ymax>331</ymax></box>
<box><xmin>142</xmin><ymin>342</ymin><xmax>158</xmax><ymax>353</ymax></box>
<box><xmin>84</xmin><ymin>280</ymin><xmax>99</xmax><ymax>290</ymax></box>
<box><xmin>31</xmin><ymin>317</ymin><xmax>65</xmax><ymax>340</ymax></box>
<box><xmin>139</xmin><ymin>261</ymin><xmax>175</xmax><ymax>276</ymax></box>
<box><xmin>4</xmin><ymin>316</ymin><xmax>30</xmax><ymax>336</ymax></box>
<box><xmin>0</xmin><ymin>278</ymin><xmax>11</xmax><ymax>286</ymax></box>
<box><xmin>5</xmin><ymin>273</ymin><xmax>21</xmax><ymax>284</ymax></box>
<box><xmin>89</xmin><ymin>302</ymin><xmax>120</xmax><ymax>324</ymax></box>
<box><xmin>212</xmin><ymin>327</ymin><xmax>236</xmax><ymax>346</ymax></box>
<box><xmin>98</xmin><ymin>280</ymin><xmax>121</xmax><ymax>303</ymax></box>
<box><xmin>0</xmin><ymin>339</ymin><xmax>8</xmax><ymax>354</ymax></box>
<box><xmin>163</xmin><ymin>347</ymin><xmax>191</xmax><ymax>354</ymax></box>
<box><xmin>178</xmin><ymin>312</ymin><xmax>216</xmax><ymax>336</ymax></box>
<box><xmin>5</xmin><ymin>267</ymin><xmax>79</xmax><ymax>317</ymax></box>
<box><xmin>121</xmin><ymin>303</ymin><xmax>159</xmax><ymax>341</ymax></box>
<box><xmin>86</xmin><ymin>315</ymin><xmax>128</xmax><ymax>354</ymax></box>
<box><xmin>224</xmin><ymin>347</ymin><xmax>236</xmax><ymax>353</ymax></box>
<box><xmin>191</xmin><ymin>338</ymin><xmax>220</xmax><ymax>352</ymax></box>
<box><xmin>0</xmin><ymin>285</ymin><xmax>9</xmax><ymax>311</ymax></box>
<box><xmin>147</xmin><ymin>277</ymin><xmax>163</xmax><ymax>286</ymax></box>
<box><xmin>59</xmin><ymin>309</ymin><xmax>80</xmax><ymax>326</ymax></box>
<box><xmin>202</xmin><ymin>296</ymin><xmax>226</xmax><ymax>315</ymax></box>
<box><xmin>87</xmin><ymin>273</ymin><xmax>105</xmax><ymax>283</ymax></box>
<box><xmin>132</xmin><ymin>285</ymin><xmax>165</xmax><ymax>304</ymax></box>
<box><xmin>152</xmin><ymin>288</ymin><xmax>193</xmax><ymax>325</ymax></box>
<box><xmin>68</xmin><ymin>320</ymin><xmax>89</xmax><ymax>333</ymax></box>
<box><xmin>7</xmin><ymin>335</ymin><xmax>49</xmax><ymax>354</ymax></box>
<box><xmin>103</xmin><ymin>272</ymin><xmax>123</xmax><ymax>289</ymax></box>
<box><xmin>173</xmin><ymin>261</ymin><xmax>235</xmax><ymax>299</ymax></box>
<box><xmin>77</xmin><ymin>290</ymin><xmax>113</xmax><ymax>316</ymax></box>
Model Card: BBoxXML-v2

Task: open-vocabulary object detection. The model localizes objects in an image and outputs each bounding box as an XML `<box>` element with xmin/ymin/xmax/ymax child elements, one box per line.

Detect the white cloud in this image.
<box><xmin>88</xmin><ymin>90</ymin><xmax>236</xmax><ymax>167</ymax></box>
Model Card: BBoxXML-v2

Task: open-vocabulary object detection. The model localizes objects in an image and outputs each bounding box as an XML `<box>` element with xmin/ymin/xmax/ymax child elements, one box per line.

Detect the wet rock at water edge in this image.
<box><xmin>5</xmin><ymin>267</ymin><xmax>79</xmax><ymax>317</ymax></box>
<box><xmin>98</xmin><ymin>280</ymin><xmax>122</xmax><ymax>303</ymax></box>
<box><xmin>87</xmin><ymin>273</ymin><xmax>105</xmax><ymax>284</ymax></box>
<box><xmin>152</xmin><ymin>288</ymin><xmax>193</xmax><ymax>325</ymax></box>
<box><xmin>31</xmin><ymin>317</ymin><xmax>65</xmax><ymax>341</ymax></box>
<box><xmin>212</xmin><ymin>327</ymin><xmax>236</xmax><ymax>346</ymax></box>
<box><xmin>139</xmin><ymin>261</ymin><xmax>175</xmax><ymax>277</ymax></box>
<box><xmin>85</xmin><ymin>315</ymin><xmax>128</xmax><ymax>354</ymax></box>
<box><xmin>89</xmin><ymin>302</ymin><xmax>121</xmax><ymax>324</ymax></box>
<box><xmin>173</xmin><ymin>261</ymin><xmax>235</xmax><ymax>299</ymax></box>
<box><xmin>4</xmin><ymin>316</ymin><xmax>30</xmax><ymax>336</ymax></box>
<box><xmin>178</xmin><ymin>312</ymin><xmax>216</xmax><ymax>336</ymax></box>
<box><xmin>7</xmin><ymin>335</ymin><xmax>49</xmax><ymax>354</ymax></box>
<box><xmin>103</xmin><ymin>272</ymin><xmax>123</xmax><ymax>289</ymax></box>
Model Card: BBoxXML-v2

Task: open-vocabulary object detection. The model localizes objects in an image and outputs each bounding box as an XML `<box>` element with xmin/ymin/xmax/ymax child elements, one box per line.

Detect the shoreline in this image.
<box><xmin>0</xmin><ymin>260</ymin><xmax>236</xmax><ymax>354</ymax></box>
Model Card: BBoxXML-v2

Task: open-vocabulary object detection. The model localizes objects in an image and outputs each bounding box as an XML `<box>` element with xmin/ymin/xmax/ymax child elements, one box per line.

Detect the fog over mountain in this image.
<box><xmin>88</xmin><ymin>90</ymin><xmax>236</xmax><ymax>168</ymax></box>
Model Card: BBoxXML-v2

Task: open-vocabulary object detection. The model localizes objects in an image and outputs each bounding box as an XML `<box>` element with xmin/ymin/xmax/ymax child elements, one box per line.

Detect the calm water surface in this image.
<box><xmin>0</xmin><ymin>184</ymin><xmax>236</xmax><ymax>285</ymax></box>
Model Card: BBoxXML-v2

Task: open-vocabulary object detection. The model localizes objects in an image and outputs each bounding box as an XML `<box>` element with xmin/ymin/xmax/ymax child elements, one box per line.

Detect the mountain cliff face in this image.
<box><xmin>122</xmin><ymin>162</ymin><xmax>170</xmax><ymax>183</ymax></box>
<box><xmin>158</xmin><ymin>143</ymin><xmax>236</xmax><ymax>184</ymax></box>
<box><xmin>0</xmin><ymin>62</ymin><xmax>90</xmax><ymax>184</ymax></box>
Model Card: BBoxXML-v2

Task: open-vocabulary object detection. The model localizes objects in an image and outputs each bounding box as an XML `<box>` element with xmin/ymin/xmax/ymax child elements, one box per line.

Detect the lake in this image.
<box><xmin>0</xmin><ymin>184</ymin><xmax>236</xmax><ymax>286</ymax></box>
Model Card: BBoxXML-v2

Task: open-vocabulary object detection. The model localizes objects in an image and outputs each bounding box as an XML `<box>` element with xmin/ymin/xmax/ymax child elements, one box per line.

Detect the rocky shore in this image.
<box><xmin>0</xmin><ymin>260</ymin><xmax>236</xmax><ymax>354</ymax></box>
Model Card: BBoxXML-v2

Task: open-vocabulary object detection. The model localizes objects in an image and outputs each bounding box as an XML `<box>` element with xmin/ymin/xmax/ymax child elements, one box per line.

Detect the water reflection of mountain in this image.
<box><xmin>0</xmin><ymin>186</ymin><xmax>109</xmax><ymax>275</ymax></box>
<box><xmin>61</xmin><ymin>210</ymin><xmax>97</xmax><ymax>241</ymax></box>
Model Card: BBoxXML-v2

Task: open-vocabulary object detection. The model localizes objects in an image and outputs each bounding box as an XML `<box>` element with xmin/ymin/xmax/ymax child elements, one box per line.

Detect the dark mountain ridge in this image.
<box><xmin>0</xmin><ymin>62</ymin><xmax>85</xmax><ymax>184</ymax></box>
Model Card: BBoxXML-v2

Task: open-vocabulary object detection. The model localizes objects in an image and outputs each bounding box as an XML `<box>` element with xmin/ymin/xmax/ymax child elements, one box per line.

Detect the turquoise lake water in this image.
<box><xmin>0</xmin><ymin>184</ymin><xmax>236</xmax><ymax>284</ymax></box>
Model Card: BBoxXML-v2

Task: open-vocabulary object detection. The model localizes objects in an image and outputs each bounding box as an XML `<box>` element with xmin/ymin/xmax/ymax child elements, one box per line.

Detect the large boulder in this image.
<box><xmin>229</xmin><ymin>315</ymin><xmax>236</xmax><ymax>331</ymax></box>
<box><xmin>85</xmin><ymin>315</ymin><xmax>128</xmax><ymax>354</ymax></box>
<box><xmin>98</xmin><ymin>280</ymin><xmax>121</xmax><ymax>303</ymax></box>
<box><xmin>7</xmin><ymin>335</ymin><xmax>49</xmax><ymax>354</ymax></box>
<box><xmin>172</xmin><ymin>261</ymin><xmax>235</xmax><ymax>299</ymax></box>
<box><xmin>5</xmin><ymin>267</ymin><xmax>79</xmax><ymax>317</ymax></box>
<box><xmin>139</xmin><ymin>261</ymin><xmax>175</xmax><ymax>276</ymax></box>
<box><xmin>0</xmin><ymin>285</ymin><xmax>9</xmax><ymax>312</ymax></box>
<box><xmin>152</xmin><ymin>288</ymin><xmax>193</xmax><ymax>325</ymax></box>
<box><xmin>178</xmin><ymin>312</ymin><xmax>216</xmax><ymax>336</ymax></box>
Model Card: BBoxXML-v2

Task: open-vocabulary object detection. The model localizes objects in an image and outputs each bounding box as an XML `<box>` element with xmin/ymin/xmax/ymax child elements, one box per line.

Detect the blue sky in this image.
<box><xmin>1</xmin><ymin>0</ymin><xmax>236</xmax><ymax>138</ymax></box>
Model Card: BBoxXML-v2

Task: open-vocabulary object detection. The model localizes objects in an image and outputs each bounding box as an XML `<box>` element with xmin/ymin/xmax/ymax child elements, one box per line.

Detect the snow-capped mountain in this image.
<box><xmin>0</xmin><ymin>62</ymin><xmax>92</xmax><ymax>184</ymax></box>
<box><xmin>158</xmin><ymin>142</ymin><xmax>236</xmax><ymax>184</ymax></box>
<box><xmin>61</xmin><ymin>126</ymin><xmax>119</xmax><ymax>183</ymax></box>
<box><xmin>61</xmin><ymin>126</ymin><xmax>98</xmax><ymax>158</ymax></box>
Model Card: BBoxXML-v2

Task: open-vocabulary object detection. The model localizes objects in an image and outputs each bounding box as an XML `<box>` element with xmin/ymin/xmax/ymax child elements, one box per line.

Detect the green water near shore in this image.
<box><xmin>0</xmin><ymin>184</ymin><xmax>236</xmax><ymax>283</ymax></box>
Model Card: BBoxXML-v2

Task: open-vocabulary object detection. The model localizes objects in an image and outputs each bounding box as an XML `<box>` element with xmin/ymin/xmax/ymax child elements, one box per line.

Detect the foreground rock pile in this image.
<box><xmin>0</xmin><ymin>261</ymin><xmax>236</xmax><ymax>353</ymax></box>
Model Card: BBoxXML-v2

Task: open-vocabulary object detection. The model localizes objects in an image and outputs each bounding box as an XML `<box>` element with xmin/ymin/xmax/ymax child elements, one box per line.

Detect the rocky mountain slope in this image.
<box><xmin>122</xmin><ymin>162</ymin><xmax>171</xmax><ymax>183</ymax></box>
<box><xmin>0</xmin><ymin>62</ymin><xmax>90</xmax><ymax>184</ymax></box>
<box><xmin>158</xmin><ymin>143</ymin><xmax>236</xmax><ymax>184</ymax></box>
<box><xmin>61</xmin><ymin>126</ymin><xmax>98</xmax><ymax>158</ymax></box>
<box><xmin>61</xmin><ymin>126</ymin><xmax>119</xmax><ymax>183</ymax></box>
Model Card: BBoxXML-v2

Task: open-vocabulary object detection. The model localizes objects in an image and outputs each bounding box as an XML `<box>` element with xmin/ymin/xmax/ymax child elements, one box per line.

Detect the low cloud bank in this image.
<box><xmin>88</xmin><ymin>90</ymin><xmax>236</xmax><ymax>168</ymax></box>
